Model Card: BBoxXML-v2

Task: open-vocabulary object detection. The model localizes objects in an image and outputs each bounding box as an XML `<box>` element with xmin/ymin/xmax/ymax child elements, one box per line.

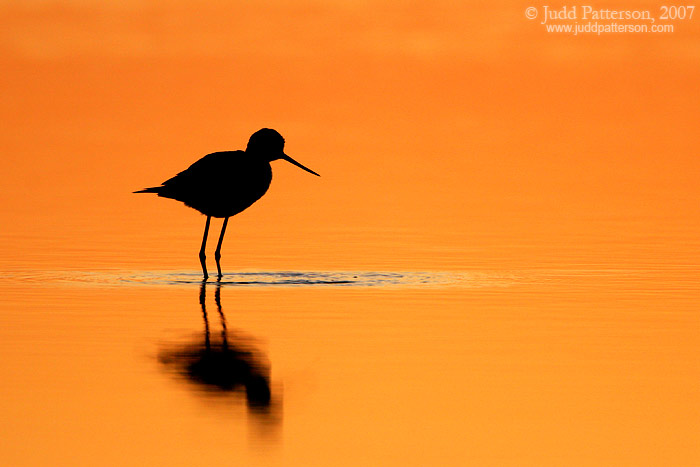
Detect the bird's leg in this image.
<box><xmin>200</xmin><ymin>216</ymin><xmax>211</xmax><ymax>279</ymax></box>
<box><xmin>214</xmin><ymin>217</ymin><xmax>229</xmax><ymax>279</ymax></box>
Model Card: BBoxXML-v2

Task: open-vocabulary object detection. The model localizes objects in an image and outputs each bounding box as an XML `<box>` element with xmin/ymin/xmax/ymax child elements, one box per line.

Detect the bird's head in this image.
<box><xmin>246</xmin><ymin>128</ymin><xmax>320</xmax><ymax>176</ymax></box>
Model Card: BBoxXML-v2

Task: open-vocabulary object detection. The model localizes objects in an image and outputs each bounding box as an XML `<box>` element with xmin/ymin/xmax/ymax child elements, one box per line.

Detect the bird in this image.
<box><xmin>134</xmin><ymin>128</ymin><xmax>319</xmax><ymax>279</ymax></box>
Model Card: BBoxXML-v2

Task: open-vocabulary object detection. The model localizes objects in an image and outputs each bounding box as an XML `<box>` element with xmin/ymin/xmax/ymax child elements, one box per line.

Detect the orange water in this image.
<box><xmin>1</xmin><ymin>1</ymin><xmax>699</xmax><ymax>465</ymax></box>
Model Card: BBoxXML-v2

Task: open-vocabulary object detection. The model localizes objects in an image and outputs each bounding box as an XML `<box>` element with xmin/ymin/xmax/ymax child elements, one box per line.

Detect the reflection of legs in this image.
<box><xmin>199</xmin><ymin>216</ymin><xmax>211</xmax><ymax>279</ymax></box>
<box><xmin>215</xmin><ymin>217</ymin><xmax>229</xmax><ymax>279</ymax></box>
<box><xmin>214</xmin><ymin>281</ymin><xmax>228</xmax><ymax>349</ymax></box>
<box><xmin>199</xmin><ymin>280</ymin><xmax>210</xmax><ymax>350</ymax></box>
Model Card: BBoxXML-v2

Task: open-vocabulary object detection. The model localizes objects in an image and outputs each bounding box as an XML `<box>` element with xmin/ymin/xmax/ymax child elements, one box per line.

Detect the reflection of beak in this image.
<box><xmin>281</xmin><ymin>153</ymin><xmax>320</xmax><ymax>176</ymax></box>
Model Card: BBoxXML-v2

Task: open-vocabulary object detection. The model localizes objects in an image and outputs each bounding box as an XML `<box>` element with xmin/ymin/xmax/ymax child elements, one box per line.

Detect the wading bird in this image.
<box><xmin>134</xmin><ymin>128</ymin><xmax>319</xmax><ymax>279</ymax></box>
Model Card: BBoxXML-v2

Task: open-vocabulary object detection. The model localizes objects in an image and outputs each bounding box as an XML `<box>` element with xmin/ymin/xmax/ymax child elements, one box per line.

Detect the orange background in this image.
<box><xmin>1</xmin><ymin>2</ymin><xmax>699</xmax><ymax>465</ymax></box>
<box><xmin>1</xmin><ymin>1</ymin><xmax>698</xmax><ymax>271</ymax></box>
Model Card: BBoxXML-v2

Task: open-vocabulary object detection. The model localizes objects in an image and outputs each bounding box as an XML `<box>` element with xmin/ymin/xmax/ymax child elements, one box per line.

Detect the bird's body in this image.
<box><xmin>135</xmin><ymin>129</ymin><xmax>319</xmax><ymax>279</ymax></box>
<box><xmin>136</xmin><ymin>151</ymin><xmax>273</xmax><ymax>218</ymax></box>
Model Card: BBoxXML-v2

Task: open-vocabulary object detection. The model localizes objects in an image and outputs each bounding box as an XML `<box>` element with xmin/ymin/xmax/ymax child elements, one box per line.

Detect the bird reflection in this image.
<box><xmin>158</xmin><ymin>281</ymin><xmax>279</xmax><ymax>422</ymax></box>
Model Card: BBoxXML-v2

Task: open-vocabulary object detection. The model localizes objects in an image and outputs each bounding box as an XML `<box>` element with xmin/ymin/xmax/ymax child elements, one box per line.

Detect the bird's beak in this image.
<box><xmin>281</xmin><ymin>153</ymin><xmax>320</xmax><ymax>176</ymax></box>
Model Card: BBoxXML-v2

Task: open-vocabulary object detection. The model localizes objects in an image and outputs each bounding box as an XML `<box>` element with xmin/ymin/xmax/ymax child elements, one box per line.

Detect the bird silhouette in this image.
<box><xmin>134</xmin><ymin>128</ymin><xmax>319</xmax><ymax>279</ymax></box>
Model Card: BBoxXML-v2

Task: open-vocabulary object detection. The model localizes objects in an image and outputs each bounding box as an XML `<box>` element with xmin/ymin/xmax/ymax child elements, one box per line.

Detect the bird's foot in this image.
<box><xmin>199</xmin><ymin>252</ymin><xmax>208</xmax><ymax>279</ymax></box>
<box><xmin>214</xmin><ymin>253</ymin><xmax>222</xmax><ymax>280</ymax></box>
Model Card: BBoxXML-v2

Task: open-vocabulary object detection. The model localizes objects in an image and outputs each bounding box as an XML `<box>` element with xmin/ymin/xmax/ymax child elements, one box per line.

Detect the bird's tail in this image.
<box><xmin>133</xmin><ymin>186</ymin><xmax>161</xmax><ymax>194</ymax></box>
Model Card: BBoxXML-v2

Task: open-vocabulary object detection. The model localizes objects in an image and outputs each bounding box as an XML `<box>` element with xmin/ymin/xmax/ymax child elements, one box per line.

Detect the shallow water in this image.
<box><xmin>1</xmin><ymin>255</ymin><xmax>698</xmax><ymax>465</ymax></box>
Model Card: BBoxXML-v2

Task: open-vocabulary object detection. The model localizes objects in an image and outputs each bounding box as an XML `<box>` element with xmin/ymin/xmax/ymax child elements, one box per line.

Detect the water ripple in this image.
<box><xmin>0</xmin><ymin>269</ymin><xmax>520</xmax><ymax>289</ymax></box>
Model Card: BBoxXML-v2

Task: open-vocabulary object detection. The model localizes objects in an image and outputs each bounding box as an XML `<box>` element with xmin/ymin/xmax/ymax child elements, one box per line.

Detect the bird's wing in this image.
<box><xmin>161</xmin><ymin>151</ymin><xmax>242</xmax><ymax>187</ymax></box>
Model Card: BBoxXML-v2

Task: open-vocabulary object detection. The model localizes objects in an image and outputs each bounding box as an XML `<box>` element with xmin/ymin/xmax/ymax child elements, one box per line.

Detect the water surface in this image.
<box><xmin>1</xmin><ymin>253</ymin><xmax>698</xmax><ymax>465</ymax></box>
